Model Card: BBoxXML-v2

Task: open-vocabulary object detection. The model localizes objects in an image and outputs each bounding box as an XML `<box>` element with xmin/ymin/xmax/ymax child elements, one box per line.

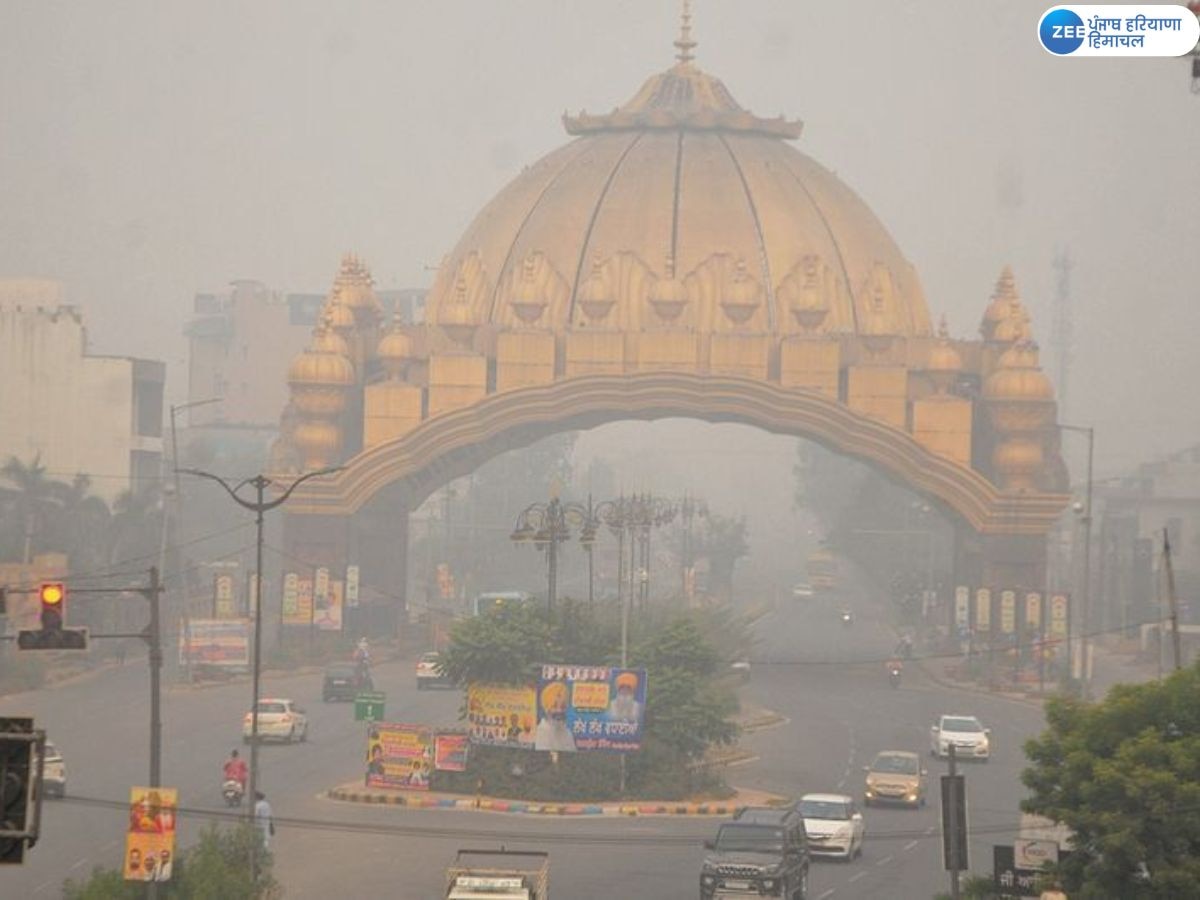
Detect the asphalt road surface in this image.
<box><xmin>1</xmin><ymin>568</ymin><xmax>1048</xmax><ymax>899</ymax></box>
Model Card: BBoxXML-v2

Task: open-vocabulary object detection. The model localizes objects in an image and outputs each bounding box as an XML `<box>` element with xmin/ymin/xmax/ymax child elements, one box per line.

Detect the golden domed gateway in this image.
<box><xmin>275</xmin><ymin>11</ymin><xmax>1070</xmax><ymax>611</ymax></box>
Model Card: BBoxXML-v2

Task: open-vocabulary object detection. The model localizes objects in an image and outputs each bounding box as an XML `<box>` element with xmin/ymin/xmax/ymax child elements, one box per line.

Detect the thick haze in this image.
<box><xmin>2</xmin><ymin>1</ymin><xmax>1197</xmax><ymax>474</ymax></box>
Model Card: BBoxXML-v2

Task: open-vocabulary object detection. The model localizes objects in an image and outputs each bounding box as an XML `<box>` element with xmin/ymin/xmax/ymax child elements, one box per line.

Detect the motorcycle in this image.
<box><xmin>887</xmin><ymin>666</ymin><xmax>902</xmax><ymax>689</ymax></box>
<box><xmin>840</xmin><ymin>611</ymin><xmax>853</xmax><ymax>627</ymax></box>
<box><xmin>222</xmin><ymin>779</ymin><xmax>245</xmax><ymax>807</ymax></box>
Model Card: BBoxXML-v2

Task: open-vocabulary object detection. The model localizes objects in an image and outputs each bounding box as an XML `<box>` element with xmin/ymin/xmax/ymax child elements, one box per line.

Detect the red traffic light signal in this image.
<box><xmin>39</xmin><ymin>583</ymin><xmax>65</xmax><ymax>631</ymax></box>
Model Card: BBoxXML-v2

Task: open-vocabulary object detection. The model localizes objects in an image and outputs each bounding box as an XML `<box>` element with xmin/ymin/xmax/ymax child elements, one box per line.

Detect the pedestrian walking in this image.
<box><xmin>254</xmin><ymin>791</ymin><xmax>274</xmax><ymax>850</ymax></box>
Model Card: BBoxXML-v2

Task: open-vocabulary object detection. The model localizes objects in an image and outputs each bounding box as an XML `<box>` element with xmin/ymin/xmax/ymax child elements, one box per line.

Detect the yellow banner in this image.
<box><xmin>123</xmin><ymin>786</ymin><xmax>177</xmax><ymax>882</ymax></box>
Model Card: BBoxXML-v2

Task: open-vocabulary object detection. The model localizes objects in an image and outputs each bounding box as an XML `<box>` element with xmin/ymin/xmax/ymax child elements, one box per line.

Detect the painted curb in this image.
<box><xmin>325</xmin><ymin>785</ymin><xmax>748</xmax><ymax>817</ymax></box>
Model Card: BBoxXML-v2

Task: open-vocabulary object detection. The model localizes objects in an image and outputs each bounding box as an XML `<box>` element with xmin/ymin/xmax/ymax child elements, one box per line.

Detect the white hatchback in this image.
<box><xmin>243</xmin><ymin>698</ymin><xmax>308</xmax><ymax>743</ymax></box>
<box><xmin>799</xmin><ymin>793</ymin><xmax>864</xmax><ymax>860</ymax></box>
<box><xmin>930</xmin><ymin>714</ymin><xmax>991</xmax><ymax>760</ymax></box>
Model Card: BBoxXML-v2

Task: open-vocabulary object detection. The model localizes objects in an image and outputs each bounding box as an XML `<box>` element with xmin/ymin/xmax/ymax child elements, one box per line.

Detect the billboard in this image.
<box><xmin>434</xmin><ymin>732</ymin><xmax>470</xmax><ymax>772</ymax></box>
<box><xmin>283</xmin><ymin>575</ymin><xmax>313</xmax><ymax>626</ymax></box>
<box><xmin>535</xmin><ymin>664</ymin><xmax>647</xmax><ymax>753</ymax></box>
<box><xmin>314</xmin><ymin>580</ymin><xmax>344</xmax><ymax>631</ymax></box>
<box><xmin>466</xmin><ymin>683</ymin><xmax>536</xmax><ymax>748</ymax></box>
<box><xmin>214</xmin><ymin>573</ymin><xmax>236</xmax><ymax>619</ymax></box>
<box><xmin>178</xmin><ymin>619</ymin><xmax>250</xmax><ymax>668</ymax></box>
<box><xmin>123</xmin><ymin>787</ymin><xmax>177</xmax><ymax>882</ymax></box>
<box><xmin>365</xmin><ymin>723</ymin><xmax>433</xmax><ymax>790</ymax></box>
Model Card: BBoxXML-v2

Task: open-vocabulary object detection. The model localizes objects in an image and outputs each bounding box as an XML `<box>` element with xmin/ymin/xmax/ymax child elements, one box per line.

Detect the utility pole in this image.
<box><xmin>180</xmin><ymin>466</ymin><xmax>341</xmax><ymax>885</ymax></box>
<box><xmin>144</xmin><ymin>567</ymin><xmax>162</xmax><ymax>900</ymax></box>
<box><xmin>1164</xmin><ymin>529</ymin><xmax>1182</xmax><ymax>672</ymax></box>
<box><xmin>947</xmin><ymin>745</ymin><xmax>962</xmax><ymax>900</ymax></box>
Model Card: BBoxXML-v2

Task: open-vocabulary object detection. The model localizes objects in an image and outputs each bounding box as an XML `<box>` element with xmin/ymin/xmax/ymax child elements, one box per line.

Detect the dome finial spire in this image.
<box><xmin>674</xmin><ymin>0</ymin><xmax>697</xmax><ymax>64</ymax></box>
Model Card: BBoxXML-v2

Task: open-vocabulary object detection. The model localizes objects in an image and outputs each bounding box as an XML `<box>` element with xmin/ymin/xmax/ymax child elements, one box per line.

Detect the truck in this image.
<box><xmin>445</xmin><ymin>849</ymin><xmax>550</xmax><ymax>900</ymax></box>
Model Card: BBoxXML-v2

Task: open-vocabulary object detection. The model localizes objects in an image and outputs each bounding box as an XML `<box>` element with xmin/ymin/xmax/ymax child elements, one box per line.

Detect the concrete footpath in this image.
<box><xmin>326</xmin><ymin>782</ymin><xmax>788</xmax><ymax>817</ymax></box>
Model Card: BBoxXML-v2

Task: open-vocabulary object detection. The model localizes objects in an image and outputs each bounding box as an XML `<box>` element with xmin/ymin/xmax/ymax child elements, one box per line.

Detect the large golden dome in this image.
<box><xmin>425</xmin><ymin>37</ymin><xmax>931</xmax><ymax>339</ymax></box>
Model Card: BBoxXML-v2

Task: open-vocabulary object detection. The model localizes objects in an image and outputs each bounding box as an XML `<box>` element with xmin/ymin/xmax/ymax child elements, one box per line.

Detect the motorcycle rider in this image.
<box><xmin>886</xmin><ymin>657</ymin><xmax>903</xmax><ymax>686</ymax></box>
<box><xmin>223</xmin><ymin>749</ymin><xmax>247</xmax><ymax>795</ymax></box>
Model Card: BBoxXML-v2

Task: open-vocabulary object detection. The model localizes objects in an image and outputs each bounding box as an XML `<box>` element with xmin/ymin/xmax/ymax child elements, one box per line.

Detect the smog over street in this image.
<box><xmin>1</xmin><ymin>3</ymin><xmax>1198</xmax><ymax>899</ymax></box>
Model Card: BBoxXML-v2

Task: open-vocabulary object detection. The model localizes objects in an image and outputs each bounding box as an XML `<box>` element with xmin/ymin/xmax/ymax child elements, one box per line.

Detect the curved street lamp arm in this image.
<box><xmin>261</xmin><ymin>466</ymin><xmax>345</xmax><ymax>513</ymax></box>
<box><xmin>177</xmin><ymin>468</ymin><xmax>258</xmax><ymax>513</ymax></box>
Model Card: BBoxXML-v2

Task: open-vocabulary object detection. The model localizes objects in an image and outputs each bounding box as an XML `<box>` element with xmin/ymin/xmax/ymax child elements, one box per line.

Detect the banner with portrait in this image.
<box><xmin>283</xmin><ymin>575</ymin><xmax>312</xmax><ymax>626</ymax></box>
<box><xmin>314</xmin><ymin>580</ymin><xmax>344</xmax><ymax>632</ymax></box>
<box><xmin>465</xmin><ymin>683</ymin><xmax>536</xmax><ymax>748</ymax></box>
<box><xmin>123</xmin><ymin>786</ymin><xmax>177</xmax><ymax>882</ymax></box>
<box><xmin>433</xmin><ymin>732</ymin><xmax>469</xmax><ymax>772</ymax></box>
<box><xmin>535</xmin><ymin>664</ymin><xmax>647</xmax><ymax>753</ymax></box>
<box><xmin>365</xmin><ymin>723</ymin><xmax>433</xmax><ymax>790</ymax></box>
<box><xmin>178</xmin><ymin>618</ymin><xmax>250</xmax><ymax>668</ymax></box>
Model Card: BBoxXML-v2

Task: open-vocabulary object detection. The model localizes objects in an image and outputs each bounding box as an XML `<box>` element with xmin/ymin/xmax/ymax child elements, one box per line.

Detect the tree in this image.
<box><xmin>0</xmin><ymin>454</ymin><xmax>59</xmax><ymax>562</ymax></box>
<box><xmin>1021</xmin><ymin>662</ymin><xmax>1200</xmax><ymax>898</ymax></box>
<box><xmin>697</xmin><ymin>513</ymin><xmax>749</xmax><ymax>602</ymax></box>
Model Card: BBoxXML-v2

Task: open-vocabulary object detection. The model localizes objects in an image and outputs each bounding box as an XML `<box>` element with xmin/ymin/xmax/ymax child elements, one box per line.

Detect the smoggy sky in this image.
<box><xmin>2</xmin><ymin>1</ymin><xmax>1197</xmax><ymax>476</ymax></box>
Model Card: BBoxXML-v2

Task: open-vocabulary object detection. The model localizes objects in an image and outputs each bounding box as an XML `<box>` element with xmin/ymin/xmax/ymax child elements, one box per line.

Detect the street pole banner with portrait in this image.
<box><xmin>433</xmin><ymin>732</ymin><xmax>470</xmax><ymax>772</ymax></box>
<box><xmin>283</xmin><ymin>576</ymin><xmax>313</xmax><ymax>626</ymax></box>
<box><xmin>466</xmin><ymin>683</ymin><xmax>537</xmax><ymax>748</ymax></box>
<box><xmin>178</xmin><ymin>618</ymin><xmax>250</xmax><ymax>668</ymax></box>
<box><xmin>123</xmin><ymin>786</ymin><xmax>177</xmax><ymax>882</ymax></box>
<box><xmin>365</xmin><ymin>723</ymin><xmax>433</xmax><ymax>790</ymax></box>
<box><xmin>535</xmin><ymin>664</ymin><xmax>648</xmax><ymax>753</ymax></box>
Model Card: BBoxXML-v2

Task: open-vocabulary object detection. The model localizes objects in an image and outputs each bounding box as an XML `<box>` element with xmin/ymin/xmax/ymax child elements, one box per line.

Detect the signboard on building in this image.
<box><xmin>976</xmin><ymin>588</ymin><xmax>991</xmax><ymax>631</ymax></box>
<box><xmin>535</xmin><ymin>664</ymin><xmax>647</xmax><ymax>753</ymax></box>
<box><xmin>282</xmin><ymin>572</ymin><xmax>298</xmax><ymax>621</ymax></box>
<box><xmin>213</xmin><ymin>573</ymin><xmax>236</xmax><ymax>619</ymax></box>
<box><xmin>1000</xmin><ymin>590</ymin><xmax>1017</xmax><ymax>634</ymax></box>
<box><xmin>1025</xmin><ymin>592</ymin><xmax>1042</xmax><ymax>630</ymax></box>
<box><xmin>992</xmin><ymin>844</ymin><xmax>1044</xmax><ymax>898</ymax></box>
<box><xmin>124</xmin><ymin>786</ymin><xmax>177</xmax><ymax>882</ymax></box>
<box><xmin>283</xmin><ymin>576</ymin><xmax>313</xmax><ymax>626</ymax></box>
<box><xmin>365</xmin><ymin>723</ymin><xmax>433</xmax><ymax>790</ymax></box>
<box><xmin>954</xmin><ymin>586</ymin><xmax>970</xmax><ymax>630</ymax></box>
<box><xmin>466</xmin><ymin>683</ymin><xmax>536</xmax><ymax>748</ymax></box>
<box><xmin>1049</xmin><ymin>594</ymin><xmax>1069</xmax><ymax>638</ymax></box>
<box><xmin>345</xmin><ymin>565</ymin><xmax>360</xmax><ymax>608</ymax></box>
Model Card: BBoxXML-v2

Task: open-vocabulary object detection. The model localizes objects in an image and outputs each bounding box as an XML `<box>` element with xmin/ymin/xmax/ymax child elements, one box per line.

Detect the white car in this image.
<box><xmin>243</xmin><ymin>698</ymin><xmax>308</xmax><ymax>743</ymax></box>
<box><xmin>37</xmin><ymin>741</ymin><xmax>66</xmax><ymax>798</ymax></box>
<box><xmin>930</xmin><ymin>714</ymin><xmax>991</xmax><ymax>761</ymax></box>
<box><xmin>799</xmin><ymin>793</ymin><xmax>864</xmax><ymax>860</ymax></box>
<box><xmin>416</xmin><ymin>651</ymin><xmax>453</xmax><ymax>690</ymax></box>
<box><xmin>792</xmin><ymin>583</ymin><xmax>815</xmax><ymax>600</ymax></box>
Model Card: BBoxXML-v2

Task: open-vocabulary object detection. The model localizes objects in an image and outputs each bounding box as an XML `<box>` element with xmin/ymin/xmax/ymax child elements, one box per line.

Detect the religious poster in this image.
<box><xmin>535</xmin><ymin>664</ymin><xmax>647</xmax><ymax>753</ymax></box>
<box><xmin>1025</xmin><ymin>592</ymin><xmax>1042</xmax><ymax>630</ymax></box>
<box><xmin>123</xmin><ymin>787</ymin><xmax>177</xmax><ymax>883</ymax></box>
<box><xmin>365</xmin><ymin>723</ymin><xmax>433</xmax><ymax>790</ymax></box>
<box><xmin>466</xmin><ymin>683</ymin><xmax>536</xmax><ymax>748</ymax></box>
<box><xmin>975</xmin><ymin>588</ymin><xmax>992</xmax><ymax>631</ymax></box>
<box><xmin>1000</xmin><ymin>590</ymin><xmax>1017</xmax><ymax>634</ymax></box>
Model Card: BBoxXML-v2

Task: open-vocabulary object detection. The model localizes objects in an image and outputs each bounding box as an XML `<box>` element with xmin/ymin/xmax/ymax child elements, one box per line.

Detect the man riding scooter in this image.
<box><xmin>886</xmin><ymin>657</ymin><xmax>903</xmax><ymax>689</ymax></box>
<box><xmin>222</xmin><ymin>749</ymin><xmax>247</xmax><ymax>806</ymax></box>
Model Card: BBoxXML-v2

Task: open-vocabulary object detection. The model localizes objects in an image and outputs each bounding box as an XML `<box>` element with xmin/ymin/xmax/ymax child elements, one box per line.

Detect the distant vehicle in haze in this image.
<box><xmin>322</xmin><ymin>663</ymin><xmax>362</xmax><ymax>702</ymax></box>
<box><xmin>472</xmin><ymin>591</ymin><xmax>534</xmax><ymax>617</ymax></box>
<box><xmin>243</xmin><ymin>698</ymin><xmax>308</xmax><ymax>743</ymax></box>
<box><xmin>806</xmin><ymin>549</ymin><xmax>837</xmax><ymax>591</ymax></box>
<box><xmin>863</xmin><ymin>750</ymin><xmax>926</xmax><ymax>808</ymax></box>
<box><xmin>417</xmin><ymin>651</ymin><xmax>454</xmax><ymax>690</ymax></box>
<box><xmin>798</xmin><ymin>793</ymin><xmax>864</xmax><ymax>861</ymax></box>
<box><xmin>791</xmin><ymin>583</ymin><xmax>815</xmax><ymax>600</ymax></box>
<box><xmin>930</xmin><ymin>714</ymin><xmax>991</xmax><ymax>761</ymax></box>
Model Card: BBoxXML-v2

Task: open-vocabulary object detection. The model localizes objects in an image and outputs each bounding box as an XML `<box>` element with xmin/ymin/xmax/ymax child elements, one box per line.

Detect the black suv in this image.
<box><xmin>322</xmin><ymin>663</ymin><xmax>360</xmax><ymax>702</ymax></box>
<box><xmin>700</xmin><ymin>806</ymin><xmax>810</xmax><ymax>899</ymax></box>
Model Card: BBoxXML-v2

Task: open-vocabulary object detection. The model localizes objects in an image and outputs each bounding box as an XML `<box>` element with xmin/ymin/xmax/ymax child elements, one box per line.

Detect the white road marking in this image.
<box><xmin>903</xmin><ymin>839</ymin><xmax>919</xmax><ymax>851</ymax></box>
<box><xmin>848</xmin><ymin>871</ymin><xmax>867</xmax><ymax>883</ymax></box>
<box><xmin>816</xmin><ymin>890</ymin><xmax>836</xmax><ymax>900</ymax></box>
<box><xmin>875</xmin><ymin>854</ymin><xmax>894</xmax><ymax>866</ymax></box>
<box><xmin>69</xmin><ymin>856</ymin><xmax>90</xmax><ymax>872</ymax></box>
<box><xmin>34</xmin><ymin>881</ymin><xmax>53</xmax><ymax>894</ymax></box>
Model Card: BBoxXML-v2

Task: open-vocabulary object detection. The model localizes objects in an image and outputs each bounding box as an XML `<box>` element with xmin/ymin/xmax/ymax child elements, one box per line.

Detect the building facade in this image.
<box><xmin>0</xmin><ymin>279</ymin><xmax>164</xmax><ymax>504</ymax></box>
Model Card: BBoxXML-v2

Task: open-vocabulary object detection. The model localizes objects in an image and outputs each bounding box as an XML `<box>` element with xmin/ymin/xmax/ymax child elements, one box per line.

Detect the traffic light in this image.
<box><xmin>0</xmin><ymin>717</ymin><xmax>34</xmax><ymax>865</ymax></box>
<box><xmin>17</xmin><ymin>583</ymin><xmax>88</xmax><ymax>651</ymax></box>
<box><xmin>39</xmin><ymin>583</ymin><xmax>65</xmax><ymax>631</ymax></box>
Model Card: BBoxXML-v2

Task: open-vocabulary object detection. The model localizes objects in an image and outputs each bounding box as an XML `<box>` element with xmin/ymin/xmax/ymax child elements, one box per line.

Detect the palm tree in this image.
<box><xmin>0</xmin><ymin>454</ymin><xmax>59</xmax><ymax>563</ymax></box>
<box><xmin>48</xmin><ymin>474</ymin><xmax>112</xmax><ymax>573</ymax></box>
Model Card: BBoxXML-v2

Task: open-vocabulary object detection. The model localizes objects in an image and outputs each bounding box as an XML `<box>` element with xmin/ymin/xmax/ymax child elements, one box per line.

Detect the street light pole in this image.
<box><xmin>179</xmin><ymin>465</ymin><xmax>341</xmax><ymax>884</ymax></box>
<box><xmin>1061</xmin><ymin>424</ymin><xmax>1094</xmax><ymax>698</ymax></box>
<box><xmin>161</xmin><ymin>397</ymin><xmax>221</xmax><ymax>682</ymax></box>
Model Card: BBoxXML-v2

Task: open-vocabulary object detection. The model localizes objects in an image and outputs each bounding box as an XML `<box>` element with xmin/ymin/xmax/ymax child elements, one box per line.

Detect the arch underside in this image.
<box><xmin>288</xmin><ymin>373</ymin><xmax>1068</xmax><ymax>534</ymax></box>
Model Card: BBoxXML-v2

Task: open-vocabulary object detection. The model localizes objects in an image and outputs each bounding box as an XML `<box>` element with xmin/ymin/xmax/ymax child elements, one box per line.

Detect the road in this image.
<box><xmin>1</xmin><ymin>568</ymin><xmax>1049</xmax><ymax>899</ymax></box>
